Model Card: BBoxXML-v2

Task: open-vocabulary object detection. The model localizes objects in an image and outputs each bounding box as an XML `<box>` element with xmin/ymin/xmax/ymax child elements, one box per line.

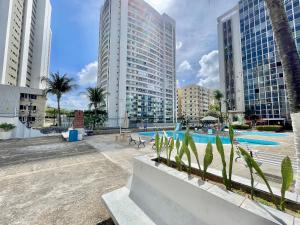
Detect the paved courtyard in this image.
<box><xmin>0</xmin><ymin>132</ymin><xmax>296</xmax><ymax>224</ymax></box>
<box><xmin>0</xmin><ymin>136</ymin><xmax>151</xmax><ymax>225</ymax></box>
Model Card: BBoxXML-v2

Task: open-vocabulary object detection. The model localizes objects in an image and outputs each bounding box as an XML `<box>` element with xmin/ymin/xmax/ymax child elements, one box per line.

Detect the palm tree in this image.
<box><xmin>87</xmin><ymin>87</ymin><xmax>106</xmax><ymax>115</ymax></box>
<box><xmin>43</xmin><ymin>72</ymin><xmax>76</xmax><ymax>126</ymax></box>
<box><xmin>264</xmin><ymin>0</ymin><xmax>300</xmax><ymax>193</ymax></box>
<box><xmin>86</xmin><ymin>87</ymin><xmax>106</xmax><ymax>128</ymax></box>
<box><xmin>213</xmin><ymin>90</ymin><xmax>224</xmax><ymax>124</ymax></box>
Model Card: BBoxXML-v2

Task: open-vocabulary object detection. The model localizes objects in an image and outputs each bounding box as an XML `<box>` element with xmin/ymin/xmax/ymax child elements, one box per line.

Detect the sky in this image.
<box><xmin>49</xmin><ymin>0</ymin><xmax>238</xmax><ymax>110</ymax></box>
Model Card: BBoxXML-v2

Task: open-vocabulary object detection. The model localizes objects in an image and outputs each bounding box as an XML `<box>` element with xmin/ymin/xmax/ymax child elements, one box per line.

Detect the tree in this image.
<box><xmin>87</xmin><ymin>87</ymin><xmax>106</xmax><ymax>113</ymax></box>
<box><xmin>206</xmin><ymin>104</ymin><xmax>220</xmax><ymax>118</ymax></box>
<box><xmin>43</xmin><ymin>72</ymin><xmax>76</xmax><ymax>126</ymax></box>
<box><xmin>84</xmin><ymin>110</ymin><xmax>107</xmax><ymax>129</ymax></box>
<box><xmin>86</xmin><ymin>87</ymin><xmax>106</xmax><ymax>129</ymax></box>
<box><xmin>178</xmin><ymin>115</ymin><xmax>190</xmax><ymax>127</ymax></box>
<box><xmin>213</xmin><ymin>90</ymin><xmax>224</xmax><ymax>126</ymax></box>
<box><xmin>264</xmin><ymin>0</ymin><xmax>300</xmax><ymax>193</ymax></box>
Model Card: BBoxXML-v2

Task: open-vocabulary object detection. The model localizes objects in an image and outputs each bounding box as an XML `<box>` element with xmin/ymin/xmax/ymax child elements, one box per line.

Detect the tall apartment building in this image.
<box><xmin>0</xmin><ymin>0</ymin><xmax>52</xmax><ymax>89</ymax></box>
<box><xmin>218</xmin><ymin>0</ymin><xmax>300</xmax><ymax>123</ymax></box>
<box><xmin>0</xmin><ymin>0</ymin><xmax>52</xmax><ymax>127</ymax></box>
<box><xmin>218</xmin><ymin>6</ymin><xmax>245</xmax><ymax>114</ymax></box>
<box><xmin>177</xmin><ymin>84</ymin><xmax>214</xmax><ymax>123</ymax></box>
<box><xmin>98</xmin><ymin>0</ymin><xmax>176</xmax><ymax>127</ymax></box>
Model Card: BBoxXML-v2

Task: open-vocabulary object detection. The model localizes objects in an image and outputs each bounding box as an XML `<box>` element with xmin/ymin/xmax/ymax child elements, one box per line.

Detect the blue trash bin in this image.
<box><xmin>69</xmin><ymin>130</ymin><xmax>78</xmax><ymax>142</ymax></box>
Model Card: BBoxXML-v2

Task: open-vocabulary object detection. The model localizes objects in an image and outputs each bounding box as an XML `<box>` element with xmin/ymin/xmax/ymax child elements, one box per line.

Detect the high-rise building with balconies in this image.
<box><xmin>98</xmin><ymin>0</ymin><xmax>176</xmax><ymax>127</ymax></box>
<box><xmin>177</xmin><ymin>84</ymin><xmax>214</xmax><ymax>123</ymax></box>
<box><xmin>0</xmin><ymin>0</ymin><xmax>51</xmax><ymax>127</ymax></box>
<box><xmin>0</xmin><ymin>0</ymin><xmax>52</xmax><ymax>89</ymax></box>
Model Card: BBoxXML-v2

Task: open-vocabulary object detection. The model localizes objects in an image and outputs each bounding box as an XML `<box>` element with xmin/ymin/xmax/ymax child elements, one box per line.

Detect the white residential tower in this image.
<box><xmin>0</xmin><ymin>0</ymin><xmax>52</xmax><ymax>89</ymax></box>
<box><xmin>98</xmin><ymin>0</ymin><xmax>176</xmax><ymax>127</ymax></box>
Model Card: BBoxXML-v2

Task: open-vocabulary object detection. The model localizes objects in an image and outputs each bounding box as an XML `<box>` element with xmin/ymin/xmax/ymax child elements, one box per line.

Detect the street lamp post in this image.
<box><xmin>27</xmin><ymin>101</ymin><xmax>33</xmax><ymax>128</ymax></box>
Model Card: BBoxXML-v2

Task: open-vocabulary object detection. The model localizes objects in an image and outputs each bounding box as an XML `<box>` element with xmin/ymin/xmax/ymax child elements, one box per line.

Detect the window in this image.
<box><xmin>30</xmin><ymin>94</ymin><xmax>37</xmax><ymax>100</ymax></box>
<box><xmin>20</xmin><ymin>105</ymin><xmax>26</xmax><ymax>110</ymax></box>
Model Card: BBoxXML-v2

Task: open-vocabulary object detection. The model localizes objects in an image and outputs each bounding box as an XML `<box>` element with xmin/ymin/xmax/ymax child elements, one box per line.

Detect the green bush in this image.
<box><xmin>256</xmin><ymin>125</ymin><xmax>283</xmax><ymax>132</ymax></box>
<box><xmin>0</xmin><ymin>123</ymin><xmax>15</xmax><ymax>131</ymax></box>
<box><xmin>231</xmin><ymin>124</ymin><xmax>251</xmax><ymax>130</ymax></box>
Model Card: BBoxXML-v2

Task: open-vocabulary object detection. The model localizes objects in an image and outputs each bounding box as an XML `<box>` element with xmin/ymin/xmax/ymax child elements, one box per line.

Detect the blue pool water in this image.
<box><xmin>237</xmin><ymin>131</ymin><xmax>287</xmax><ymax>137</ymax></box>
<box><xmin>139</xmin><ymin>131</ymin><xmax>279</xmax><ymax>146</ymax></box>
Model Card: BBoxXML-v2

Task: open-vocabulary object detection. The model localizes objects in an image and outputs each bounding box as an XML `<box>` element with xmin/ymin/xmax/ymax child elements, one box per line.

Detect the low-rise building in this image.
<box><xmin>0</xmin><ymin>84</ymin><xmax>46</xmax><ymax>128</ymax></box>
<box><xmin>177</xmin><ymin>84</ymin><xmax>214</xmax><ymax>123</ymax></box>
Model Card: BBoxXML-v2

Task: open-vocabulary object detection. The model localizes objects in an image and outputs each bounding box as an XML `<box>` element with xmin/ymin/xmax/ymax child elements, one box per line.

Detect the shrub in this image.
<box><xmin>256</xmin><ymin>125</ymin><xmax>283</xmax><ymax>132</ymax></box>
<box><xmin>0</xmin><ymin>123</ymin><xmax>15</xmax><ymax>131</ymax></box>
<box><xmin>232</xmin><ymin>124</ymin><xmax>251</xmax><ymax>130</ymax></box>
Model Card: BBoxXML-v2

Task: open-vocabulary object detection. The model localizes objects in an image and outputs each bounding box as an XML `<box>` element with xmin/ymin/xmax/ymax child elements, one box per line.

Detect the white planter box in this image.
<box><xmin>0</xmin><ymin>130</ymin><xmax>13</xmax><ymax>140</ymax></box>
<box><xmin>103</xmin><ymin>155</ymin><xmax>299</xmax><ymax>225</ymax></box>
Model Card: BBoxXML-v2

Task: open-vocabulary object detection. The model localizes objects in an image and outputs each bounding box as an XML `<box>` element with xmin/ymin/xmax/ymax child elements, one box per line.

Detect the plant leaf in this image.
<box><xmin>175</xmin><ymin>155</ymin><xmax>181</xmax><ymax>170</ymax></box>
<box><xmin>183</xmin><ymin>140</ymin><xmax>191</xmax><ymax>175</ymax></box>
<box><xmin>281</xmin><ymin>156</ymin><xmax>294</xmax><ymax>192</ymax></box>
<box><xmin>176</xmin><ymin>137</ymin><xmax>180</xmax><ymax>154</ymax></box>
<box><xmin>167</xmin><ymin>138</ymin><xmax>175</xmax><ymax>166</ymax></box>
<box><xmin>203</xmin><ymin>141</ymin><xmax>213</xmax><ymax>180</ymax></box>
<box><xmin>239</xmin><ymin>147</ymin><xmax>278</xmax><ymax>208</ymax></box>
<box><xmin>188</xmin><ymin>134</ymin><xmax>202</xmax><ymax>172</ymax></box>
<box><xmin>280</xmin><ymin>156</ymin><xmax>294</xmax><ymax>211</ymax></box>
<box><xmin>169</xmin><ymin>138</ymin><xmax>175</xmax><ymax>159</ymax></box>
<box><xmin>159</xmin><ymin>135</ymin><xmax>164</xmax><ymax>151</ymax></box>
<box><xmin>155</xmin><ymin>132</ymin><xmax>160</xmax><ymax>159</ymax></box>
<box><xmin>239</xmin><ymin>146</ymin><xmax>254</xmax><ymax>199</ymax></box>
<box><xmin>229</xmin><ymin>125</ymin><xmax>234</xmax><ymax>143</ymax></box>
<box><xmin>216</xmin><ymin>136</ymin><xmax>228</xmax><ymax>189</ymax></box>
<box><xmin>228</xmin><ymin>125</ymin><xmax>235</xmax><ymax>188</ymax></box>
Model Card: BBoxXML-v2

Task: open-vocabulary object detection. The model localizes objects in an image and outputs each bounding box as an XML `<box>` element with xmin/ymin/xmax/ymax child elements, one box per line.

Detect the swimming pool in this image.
<box><xmin>139</xmin><ymin>131</ymin><xmax>279</xmax><ymax>146</ymax></box>
<box><xmin>237</xmin><ymin>131</ymin><xmax>288</xmax><ymax>137</ymax></box>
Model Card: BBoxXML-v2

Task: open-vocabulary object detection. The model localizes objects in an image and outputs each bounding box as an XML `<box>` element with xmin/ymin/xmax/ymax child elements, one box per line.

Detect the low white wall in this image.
<box><xmin>0</xmin><ymin>117</ymin><xmax>44</xmax><ymax>139</ymax></box>
<box><xmin>128</xmin><ymin>156</ymin><xmax>294</xmax><ymax>225</ymax></box>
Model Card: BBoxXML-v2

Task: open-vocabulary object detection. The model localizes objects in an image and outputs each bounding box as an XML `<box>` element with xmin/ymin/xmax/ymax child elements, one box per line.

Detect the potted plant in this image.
<box><xmin>0</xmin><ymin>123</ymin><xmax>16</xmax><ymax>140</ymax></box>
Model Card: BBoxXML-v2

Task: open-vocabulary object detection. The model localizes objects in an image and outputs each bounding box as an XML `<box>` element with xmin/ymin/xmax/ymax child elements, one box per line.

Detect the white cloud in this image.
<box><xmin>177</xmin><ymin>60</ymin><xmax>192</xmax><ymax>73</ymax></box>
<box><xmin>78</xmin><ymin>61</ymin><xmax>98</xmax><ymax>86</ymax></box>
<box><xmin>197</xmin><ymin>50</ymin><xmax>220</xmax><ymax>89</ymax></box>
<box><xmin>47</xmin><ymin>93</ymin><xmax>89</xmax><ymax>111</ymax></box>
<box><xmin>144</xmin><ymin>0</ymin><xmax>174</xmax><ymax>13</ymax></box>
<box><xmin>176</xmin><ymin>41</ymin><xmax>182</xmax><ymax>50</ymax></box>
<box><xmin>60</xmin><ymin>93</ymin><xmax>89</xmax><ymax>110</ymax></box>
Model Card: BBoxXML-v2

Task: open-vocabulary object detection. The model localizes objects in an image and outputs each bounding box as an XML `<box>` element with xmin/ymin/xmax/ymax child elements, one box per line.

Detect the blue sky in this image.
<box><xmin>49</xmin><ymin>0</ymin><xmax>238</xmax><ymax>110</ymax></box>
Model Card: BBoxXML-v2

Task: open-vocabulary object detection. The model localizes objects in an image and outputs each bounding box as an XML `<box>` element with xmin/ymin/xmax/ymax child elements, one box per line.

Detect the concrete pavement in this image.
<box><xmin>0</xmin><ymin>132</ymin><xmax>296</xmax><ymax>224</ymax></box>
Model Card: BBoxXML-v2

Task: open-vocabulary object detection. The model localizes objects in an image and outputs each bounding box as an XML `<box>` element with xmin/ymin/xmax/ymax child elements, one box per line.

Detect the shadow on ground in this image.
<box><xmin>96</xmin><ymin>218</ymin><xmax>115</xmax><ymax>225</ymax></box>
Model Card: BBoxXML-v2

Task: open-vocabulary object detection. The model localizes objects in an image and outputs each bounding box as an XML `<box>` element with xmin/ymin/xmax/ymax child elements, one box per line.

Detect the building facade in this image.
<box><xmin>0</xmin><ymin>0</ymin><xmax>51</xmax><ymax>128</ymax></box>
<box><xmin>0</xmin><ymin>84</ymin><xmax>46</xmax><ymax>127</ymax></box>
<box><xmin>218</xmin><ymin>0</ymin><xmax>300</xmax><ymax>123</ymax></box>
<box><xmin>98</xmin><ymin>0</ymin><xmax>176</xmax><ymax>127</ymax></box>
<box><xmin>218</xmin><ymin>6</ymin><xmax>245</xmax><ymax>114</ymax></box>
<box><xmin>0</xmin><ymin>0</ymin><xmax>52</xmax><ymax>89</ymax></box>
<box><xmin>177</xmin><ymin>84</ymin><xmax>214</xmax><ymax>123</ymax></box>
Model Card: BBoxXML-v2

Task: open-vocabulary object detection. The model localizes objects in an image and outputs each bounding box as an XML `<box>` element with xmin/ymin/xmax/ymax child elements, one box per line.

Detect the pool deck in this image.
<box><xmin>0</xmin><ymin>132</ymin><xmax>296</xmax><ymax>224</ymax></box>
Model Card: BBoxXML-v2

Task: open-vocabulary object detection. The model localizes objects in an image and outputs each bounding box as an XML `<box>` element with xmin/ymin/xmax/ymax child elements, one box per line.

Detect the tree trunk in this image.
<box><xmin>53</xmin><ymin>109</ymin><xmax>56</xmax><ymax>126</ymax></box>
<box><xmin>264</xmin><ymin>0</ymin><xmax>300</xmax><ymax>193</ymax></box>
<box><xmin>219</xmin><ymin>101</ymin><xmax>222</xmax><ymax>129</ymax></box>
<box><xmin>291</xmin><ymin>113</ymin><xmax>300</xmax><ymax>193</ymax></box>
<box><xmin>57</xmin><ymin>97</ymin><xmax>61</xmax><ymax>127</ymax></box>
